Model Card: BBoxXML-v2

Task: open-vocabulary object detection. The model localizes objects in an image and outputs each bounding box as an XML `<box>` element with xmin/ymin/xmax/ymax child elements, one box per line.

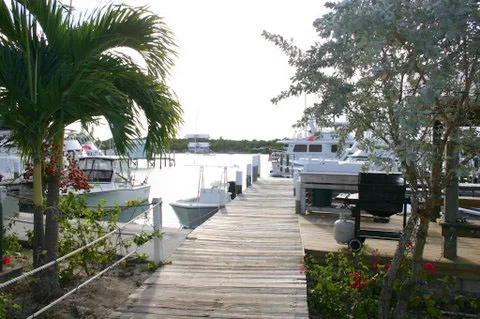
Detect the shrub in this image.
<box><xmin>304</xmin><ymin>245</ymin><xmax>478</xmax><ymax>318</ymax></box>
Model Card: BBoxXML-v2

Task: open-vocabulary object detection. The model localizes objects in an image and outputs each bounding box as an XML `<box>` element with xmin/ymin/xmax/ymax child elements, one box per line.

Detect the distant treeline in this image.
<box><xmin>169</xmin><ymin>138</ymin><xmax>281</xmax><ymax>154</ymax></box>
<box><xmin>98</xmin><ymin>138</ymin><xmax>282</xmax><ymax>154</ymax></box>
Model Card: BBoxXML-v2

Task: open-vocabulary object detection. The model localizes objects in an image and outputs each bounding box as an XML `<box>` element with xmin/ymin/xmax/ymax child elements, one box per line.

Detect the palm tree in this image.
<box><xmin>0</xmin><ymin>0</ymin><xmax>182</xmax><ymax>300</ymax></box>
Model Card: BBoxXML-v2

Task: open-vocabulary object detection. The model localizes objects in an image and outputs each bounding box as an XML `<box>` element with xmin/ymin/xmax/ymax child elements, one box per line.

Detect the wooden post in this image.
<box><xmin>252</xmin><ymin>156</ymin><xmax>259</xmax><ymax>183</ymax></box>
<box><xmin>235</xmin><ymin>171</ymin><xmax>243</xmax><ymax>195</ymax></box>
<box><xmin>443</xmin><ymin>140</ymin><xmax>458</xmax><ymax>259</ymax></box>
<box><xmin>152</xmin><ymin>198</ymin><xmax>163</xmax><ymax>264</ymax></box>
<box><xmin>295</xmin><ymin>179</ymin><xmax>301</xmax><ymax>214</ymax></box>
<box><xmin>254</xmin><ymin>155</ymin><xmax>261</xmax><ymax>178</ymax></box>
<box><xmin>246</xmin><ymin>164</ymin><xmax>252</xmax><ymax>187</ymax></box>
<box><xmin>293</xmin><ymin>171</ymin><xmax>300</xmax><ymax>196</ymax></box>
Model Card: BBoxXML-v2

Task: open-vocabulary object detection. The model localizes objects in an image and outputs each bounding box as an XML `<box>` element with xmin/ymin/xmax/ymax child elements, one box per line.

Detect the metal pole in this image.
<box><xmin>152</xmin><ymin>198</ymin><xmax>163</xmax><ymax>264</ymax></box>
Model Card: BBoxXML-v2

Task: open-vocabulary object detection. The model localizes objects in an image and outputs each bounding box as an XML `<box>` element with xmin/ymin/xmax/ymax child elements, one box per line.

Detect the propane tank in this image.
<box><xmin>333</xmin><ymin>213</ymin><xmax>355</xmax><ymax>244</ymax></box>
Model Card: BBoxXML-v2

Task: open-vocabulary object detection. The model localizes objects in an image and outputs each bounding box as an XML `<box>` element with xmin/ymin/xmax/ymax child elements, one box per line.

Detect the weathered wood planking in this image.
<box><xmin>111</xmin><ymin>178</ymin><xmax>308</xmax><ymax>319</ymax></box>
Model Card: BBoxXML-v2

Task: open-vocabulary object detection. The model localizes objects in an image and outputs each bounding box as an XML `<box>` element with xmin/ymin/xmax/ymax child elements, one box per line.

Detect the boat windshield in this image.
<box><xmin>78</xmin><ymin>158</ymin><xmax>114</xmax><ymax>183</ymax></box>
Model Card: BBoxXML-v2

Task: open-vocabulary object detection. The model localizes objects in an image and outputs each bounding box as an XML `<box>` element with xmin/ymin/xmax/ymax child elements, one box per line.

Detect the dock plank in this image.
<box><xmin>111</xmin><ymin>179</ymin><xmax>308</xmax><ymax>318</ymax></box>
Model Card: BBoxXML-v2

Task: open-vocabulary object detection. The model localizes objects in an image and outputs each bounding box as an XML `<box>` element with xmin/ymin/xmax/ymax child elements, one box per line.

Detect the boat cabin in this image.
<box><xmin>279</xmin><ymin>132</ymin><xmax>355</xmax><ymax>160</ymax></box>
<box><xmin>78</xmin><ymin>157</ymin><xmax>130</xmax><ymax>184</ymax></box>
<box><xmin>187</xmin><ymin>142</ymin><xmax>211</xmax><ymax>153</ymax></box>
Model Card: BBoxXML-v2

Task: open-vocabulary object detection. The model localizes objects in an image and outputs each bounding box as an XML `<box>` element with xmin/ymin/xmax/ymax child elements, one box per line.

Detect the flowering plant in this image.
<box><xmin>304</xmin><ymin>244</ymin><xmax>477</xmax><ymax>318</ymax></box>
<box><xmin>2</xmin><ymin>256</ymin><xmax>12</xmax><ymax>266</ymax></box>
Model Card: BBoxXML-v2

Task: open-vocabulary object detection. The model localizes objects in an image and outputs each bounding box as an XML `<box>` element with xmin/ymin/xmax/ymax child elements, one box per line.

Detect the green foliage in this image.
<box><xmin>263</xmin><ymin>0</ymin><xmax>480</xmax><ymax>198</ymax></box>
<box><xmin>25</xmin><ymin>229</ymin><xmax>33</xmax><ymax>247</ymax></box>
<box><xmin>265</xmin><ymin>2</ymin><xmax>480</xmax><ymax>314</ymax></box>
<box><xmin>57</xmin><ymin>194</ymin><xmax>124</xmax><ymax>280</ymax></box>
<box><xmin>2</xmin><ymin>232</ymin><xmax>21</xmax><ymax>257</ymax></box>
<box><xmin>133</xmin><ymin>229</ymin><xmax>162</xmax><ymax>247</ymax></box>
<box><xmin>147</xmin><ymin>262</ymin><xmax>160</xmax><ymax>272</ymax></box>
<box><xmin>305</xmin><ymin>247</ymin><xmax>477</xmax><ymax>318</ymax></box>
<box><xmin>57</xmin><ymin>193</ymin><xmax>162</xmax><ymax>283</ymax></box>
<box><xmin>131</xmin><ymin>137</ymin><xmax>281</xmax><ymax>154</ymax></box>
<box><xmin>0</xmin><ymin>293</ymin><xmax>21</xmax><ymax>319</ymax></box>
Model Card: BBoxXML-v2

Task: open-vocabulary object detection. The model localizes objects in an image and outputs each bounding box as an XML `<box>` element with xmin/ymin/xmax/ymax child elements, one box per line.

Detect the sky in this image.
<box><xmin>69</xmin><ymin>0</ymin><xmax>331</xmax><ymax>141</ymax></box>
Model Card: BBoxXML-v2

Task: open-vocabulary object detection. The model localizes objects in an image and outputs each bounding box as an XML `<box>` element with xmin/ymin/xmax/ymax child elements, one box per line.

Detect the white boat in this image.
<box><xmin>76</xmin><ymin>155</ymin><xmax>151</xmax><ymax>208</ymax></box>
<box><xmin>269</xmin><ymin>119</ymin><xmax>399</xmax><ymax>177</ymax></box>
<box><xmin>269</xmin><ymin>123</ymin><xmax>357</xmax><ymax>178</ymax></box>
<box><xmin>0</xmin><ymin>129</ymin><xmax>22</xmax><ymax>180</ymax></box>
<box><xmin>170</xmin><ymin>166</ymin><xmax>231</xmax><ymax>229</ymax></box>
<box><xmin>184</xmin><ymin>134</ymin><xmax>213</xmax><ymax>154</ymax></box>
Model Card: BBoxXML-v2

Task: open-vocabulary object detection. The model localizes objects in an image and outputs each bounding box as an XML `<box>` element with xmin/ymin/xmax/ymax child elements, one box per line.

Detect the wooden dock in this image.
<box><xmin>299</xmin><ymin>211</ymin><xmax>480</xmax><ymax>282</ymax></box>
<box><xmin>111</xmin><ymin>179</ymin><xmax>308</xmax><ymax>318</ymax></box>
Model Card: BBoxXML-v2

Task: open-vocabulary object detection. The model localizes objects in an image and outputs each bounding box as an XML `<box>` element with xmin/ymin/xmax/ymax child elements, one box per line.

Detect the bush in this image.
<box><xmin>304</xmin><ymin>246</ymin><xmax>478</xmax><ymax>318</ymax></box>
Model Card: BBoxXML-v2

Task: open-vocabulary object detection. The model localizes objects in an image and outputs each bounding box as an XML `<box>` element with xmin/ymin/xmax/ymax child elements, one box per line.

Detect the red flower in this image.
<box><xmin>351</xmin><ymin>272</ymin><xmax>367</xmax><ymax>289</ymax></box>
<box><xmin>372</xmin><ymin>258</ymin><xmax>383</xmax><ymax>271</ymax></box>
<box><xmin>2</xmin><ymin>256</ymin><xmax>12</xmax><ymax>265</ymax></box>
<box><xmin>422</xmin><ymin>262</ymin><xmax>436</xmax><ymax>275</ymax></box>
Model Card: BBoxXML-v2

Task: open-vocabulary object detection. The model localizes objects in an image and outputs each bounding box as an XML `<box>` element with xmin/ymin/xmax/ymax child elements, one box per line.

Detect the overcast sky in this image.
<box><xmin>69</xmin><ymin>0</ymin><xmax>330</xmax><ymax>141</ymax></box>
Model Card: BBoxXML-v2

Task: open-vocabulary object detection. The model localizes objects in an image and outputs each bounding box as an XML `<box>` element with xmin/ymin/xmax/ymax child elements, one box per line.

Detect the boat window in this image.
<box><xmin>78</xmin><ymin>158</ymin><xmax>113</xmax><ymax>170</ymax></box>
<box><xmin>309</xmin><ymin>145</ymin><xmax>322</xmax><ymax>152</ymax></box>
<box><xmin>94</xmin><ymin>159</ymin><xmax>113</xmax><ymax>170</ymax></box>
<box><xmin>293</xmin><ymin>144</ymin><xmax>307</xmax><ymax>152</ymax></box>
<box><xmin>331</xmin><ymin>145</ymin><xmax>338</xmax><ymax>153</ymax></box>
<box><xmin>83</xmin><ymin>169</ymin><xmax>113</xmax><ymax>183</ymax></box>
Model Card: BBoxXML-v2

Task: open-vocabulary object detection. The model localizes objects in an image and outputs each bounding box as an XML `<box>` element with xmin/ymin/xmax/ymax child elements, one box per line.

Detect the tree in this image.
<box><xmin>263</xmin><ymin>0</ymin><xmax>480</xmax><ymax>317</ymax></box>
<box><xmin>0</xmin><ymin>0</ymin><xmax>182</xmax><ymax>300</ymax></box>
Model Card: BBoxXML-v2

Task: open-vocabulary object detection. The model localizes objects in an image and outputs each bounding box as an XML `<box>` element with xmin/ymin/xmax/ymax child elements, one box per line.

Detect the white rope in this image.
<box><xmin>25</xmin><ymin>247</ymin><xmax>139</xmax><ymax>319</ymax></box>
<box><xmin>0</xmin><ymin>201</ymin><xmax>158</xmax><ymax>290</ymax></box>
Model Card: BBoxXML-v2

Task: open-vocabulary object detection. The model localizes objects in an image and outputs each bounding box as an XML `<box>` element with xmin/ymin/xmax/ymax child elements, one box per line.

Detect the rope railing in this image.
<box><xmin>25</xmin><ymin>245</ymin><xmax>140</xmax><ymax>319</ymax></box>
<box><xmin>0</xmin><ymin>200</ymin><xmax>160</xmax><ymax>290</ymax></box>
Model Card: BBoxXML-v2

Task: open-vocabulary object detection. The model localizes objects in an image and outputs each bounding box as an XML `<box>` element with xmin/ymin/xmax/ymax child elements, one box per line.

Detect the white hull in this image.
<box><xmin>80</xmin><ymin>184</ymin><xmax>151</xmax><ymax>207</ymax></box>
<box><xmin>170</xmin><ymin>198</ymin><xmax>222</xmax><ymax>229</ymax></box>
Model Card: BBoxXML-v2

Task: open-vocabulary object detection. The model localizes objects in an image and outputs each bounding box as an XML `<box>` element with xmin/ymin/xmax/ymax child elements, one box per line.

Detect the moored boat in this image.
<box><xmin>75</xmin><ymin>155</ymin><xmax>151</xmax><ymax>206</ymax></box>
<box><xmin>170</xmin><ymin>166</ymin><xmax>230</xmax><ymax>228</ymax></box>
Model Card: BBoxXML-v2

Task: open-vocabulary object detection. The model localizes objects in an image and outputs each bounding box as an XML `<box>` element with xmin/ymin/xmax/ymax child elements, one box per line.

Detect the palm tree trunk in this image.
<box><xmin>44</xmin><ymin>131</ymin><xmax>64</xmax><ymax>297</ymax></box>
<box><xmin>32</xmin><ymin>158</ymin><xmax>49</xmax><ymax>302</ymax></box>
<box><xmin>32</xmin><ymin>160</ymin><xmax>45</xmax><ymax>268</ymax></box>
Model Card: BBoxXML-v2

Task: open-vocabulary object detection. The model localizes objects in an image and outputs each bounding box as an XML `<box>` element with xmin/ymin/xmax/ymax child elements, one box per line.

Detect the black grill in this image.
<box><xmin>357</xmin><ymin>172</ymin><xmax>406</xmax><ymax>217</ymax></box>
<box><xmin>347</xmin><ymin>172</ymin><xmax>407</xmax><ymax>252</ymax></box>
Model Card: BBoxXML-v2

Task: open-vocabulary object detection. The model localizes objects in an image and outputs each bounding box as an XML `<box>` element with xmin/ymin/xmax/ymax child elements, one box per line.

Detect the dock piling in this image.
<box><xmin>235</xmin><ymin>171</ymin><xmax>243</xmax><ymax>195</ymax></box>
<box><xmin>152</xmin><ymin>198</ymin><xmax>163</xmax><ymax>264</ymax></box>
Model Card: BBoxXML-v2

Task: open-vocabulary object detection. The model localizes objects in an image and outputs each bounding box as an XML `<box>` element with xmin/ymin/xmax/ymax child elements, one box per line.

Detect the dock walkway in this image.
<box><xmin>111</xmin><ymin>178</ymin><xmax>308</xmax><ymax>318</ymax></box>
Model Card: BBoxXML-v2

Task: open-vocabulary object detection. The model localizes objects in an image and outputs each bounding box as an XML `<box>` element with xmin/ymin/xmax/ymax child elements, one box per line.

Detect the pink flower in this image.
<box><xmin>422</xmin><ymin>262</ymin><xmax>436</xmax><ymax>275</ymax></box>
<box><xmin>2</xmin><ymin>256</ymin><xmax>12</xmax><ymax>265</ymax></box>
<box><xmin>298</xmin><ymin>265</ymin><xmax>307</xmax><ymax>274</ymax></box>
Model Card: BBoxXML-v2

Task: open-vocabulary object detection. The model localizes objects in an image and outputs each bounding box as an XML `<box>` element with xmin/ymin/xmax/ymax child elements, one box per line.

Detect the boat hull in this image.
<box><xmin>80</xmin><ymin>184</ymin><xmax>151</xmax><ymax>207</ymax></box>
<box><xmin>170</xmin><ymin>199</ymin><xmax>222</xmax><ymax>229</ymax></box>
<box><xmin>79</xmin><ymin>185</ymin><xmax>151</xmax><ymax>222</ymax></box>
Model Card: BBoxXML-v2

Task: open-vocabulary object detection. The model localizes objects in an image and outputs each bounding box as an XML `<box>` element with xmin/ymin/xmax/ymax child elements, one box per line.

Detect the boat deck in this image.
<box><xmin>111</xmin><ymin>178</ymin><xmax>308</xmax><ymax>318</ymax></box>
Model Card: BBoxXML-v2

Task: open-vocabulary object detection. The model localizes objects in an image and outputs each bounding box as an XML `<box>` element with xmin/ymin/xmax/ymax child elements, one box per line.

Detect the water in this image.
<box><xmin>131</xmin><ymin>153</ymin><xmax>271</xmax><ymax>228</ymax></box>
